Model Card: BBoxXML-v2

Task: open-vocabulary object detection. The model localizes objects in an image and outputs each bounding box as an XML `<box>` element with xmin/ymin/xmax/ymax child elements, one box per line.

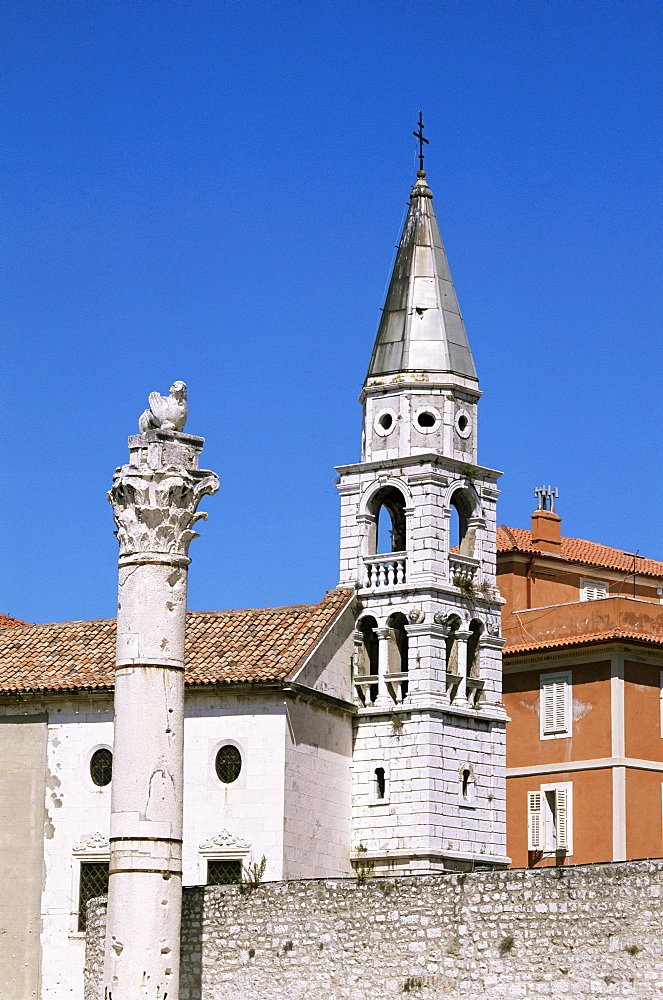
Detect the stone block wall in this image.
<box><xmin>85</xmin><ymin>860</ymin><xmax>663</xmax><ymax>999</ymax></box>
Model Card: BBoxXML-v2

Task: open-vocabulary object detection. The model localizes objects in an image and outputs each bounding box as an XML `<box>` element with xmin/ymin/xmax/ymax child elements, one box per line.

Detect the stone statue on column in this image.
<box><xmin>103</xmin><ymin>383</ymin><xmax>218</xmax><ymax>1000</ymax></box>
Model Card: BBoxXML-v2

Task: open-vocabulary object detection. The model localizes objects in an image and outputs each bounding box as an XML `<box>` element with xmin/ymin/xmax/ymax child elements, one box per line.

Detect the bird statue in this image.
<box><xmin>138</xmin><ymin>381</ymin><xmax>188</xmax><ymax>433</ymax></box>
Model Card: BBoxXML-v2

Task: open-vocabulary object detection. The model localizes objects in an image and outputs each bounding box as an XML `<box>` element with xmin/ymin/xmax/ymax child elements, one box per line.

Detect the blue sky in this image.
<box><xmin>2</xmin><ymin>0</ymin><xmax>661</xmax><ymax>624</ymax></box>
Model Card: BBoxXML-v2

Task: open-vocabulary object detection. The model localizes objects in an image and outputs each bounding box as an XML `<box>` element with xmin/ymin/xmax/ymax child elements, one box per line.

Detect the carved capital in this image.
<box><xmin>109</xmin><ymin>463</ymin><xmax>219</xmax><ymax>560</ymax></box>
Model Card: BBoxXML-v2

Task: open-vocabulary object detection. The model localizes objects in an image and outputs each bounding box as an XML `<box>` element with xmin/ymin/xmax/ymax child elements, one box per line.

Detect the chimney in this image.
<box><xmin>532</xmin><ymin>485</ymin><xmax>561</xmax><ymax>554</ymax></box>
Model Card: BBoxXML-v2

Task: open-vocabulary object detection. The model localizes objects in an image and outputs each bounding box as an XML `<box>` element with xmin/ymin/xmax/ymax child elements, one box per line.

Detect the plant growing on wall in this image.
<box><xmin>243</xmin><ymin>855</ymin><xmax>267</xmax><ymax>888</ymax></box>
<box><xmin>354</xmin><ymin>843</ymin><xmax>375</xmax><ymax>885</ymax></box>
<box><xmin>453</xmin><ymin>573</ymin><xmax>476</xmax><ymax>598</ymax></box>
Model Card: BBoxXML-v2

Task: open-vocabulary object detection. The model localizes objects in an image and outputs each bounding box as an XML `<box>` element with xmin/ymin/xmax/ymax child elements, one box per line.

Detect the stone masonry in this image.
<box><xmin>85</xmin><ymin>860</ymin><xmax>663</xmax><ymax>999</ymax></box>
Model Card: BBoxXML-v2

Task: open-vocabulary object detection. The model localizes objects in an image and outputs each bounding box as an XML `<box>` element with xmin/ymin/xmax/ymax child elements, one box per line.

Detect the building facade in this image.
<box><xmin>498</xmin><ymin>499</ymin><xmax>663</xmax><ymax>868</ymax></box>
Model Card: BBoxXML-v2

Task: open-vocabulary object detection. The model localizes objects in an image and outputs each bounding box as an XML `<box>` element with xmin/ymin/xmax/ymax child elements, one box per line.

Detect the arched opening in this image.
<box><xmin>449</xmin><ymin>489</ymin><xmax>475</xmax><ymax>557</ymax></box>
<box><xmin>467</xmin><ymin>620</ymin><xmax>483</xmax><ymax>679</ymax></box>
<box><xmin>387</xmin><ymin>612</ymin><xmax>409</xmax><ymax>699</ymax></box>
<box><xmin>459</xmin><ymin>764</ymin><xmax>475</xmax><ymax>806</ymax></box>
<box><xmin>370</xmin><ymin>486</ymin><xmax>407</xmax><ymax>554</ymax></box>
<box><xmin>358</xmin><ymin>616</ymin><xmax>379</xmax><ymax>703</ymax></box>
<box><xmin>445</xmin><ymin>615</ymin><xmax>461</xmax><ymax>677</ymax></box>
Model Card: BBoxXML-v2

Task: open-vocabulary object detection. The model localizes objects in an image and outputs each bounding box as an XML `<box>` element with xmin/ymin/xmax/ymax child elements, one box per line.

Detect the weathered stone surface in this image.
<box><xmin>85</xmin><ymin>860</ymin><xmax>663</xmax><ymax>999</ymax></box>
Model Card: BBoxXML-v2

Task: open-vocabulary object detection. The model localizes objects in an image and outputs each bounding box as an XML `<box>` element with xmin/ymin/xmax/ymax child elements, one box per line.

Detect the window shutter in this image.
<box><xmin>527</xmin><ymin>791</ymin><xmax>542</xmax><ymax>851</ymax></box>
<box><xmin>555</xmin><ymin>788</ymin><xmax>569</xmax><ymax>850</ymax></box>
<box><xmin>542</xmin><ymin>676</ymin><xmax>569</xmax><ymax>736</ymax></box>
<box><xmin>553</xmin><ymin>681</ymin><xmax>567</xmax><ymax>733</ymax></box>
<box><xmin>543</xmin><ymin>683</ymin><xmax>555</xmax><ymax>735</ymax></box>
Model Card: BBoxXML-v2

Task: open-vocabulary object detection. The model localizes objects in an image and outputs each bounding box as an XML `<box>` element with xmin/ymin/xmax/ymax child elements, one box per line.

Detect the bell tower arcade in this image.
<box><xmin>337</xmin><ymin>155</ymin><xmax>509</xmax><ymax>873</ymax></box>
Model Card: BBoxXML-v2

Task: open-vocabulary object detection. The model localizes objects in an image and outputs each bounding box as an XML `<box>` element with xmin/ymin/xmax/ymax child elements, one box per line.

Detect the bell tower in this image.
<box><xmin>337</xmin><ymin>136</ymin><xmax>508</xmax><ymax>873</ymax></box>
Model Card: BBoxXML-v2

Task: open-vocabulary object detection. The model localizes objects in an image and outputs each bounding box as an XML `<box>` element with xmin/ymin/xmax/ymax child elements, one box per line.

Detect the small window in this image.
<box><xmin>580</xmin><ymin>578</ymin><xmax>609</xmax><ymax>601</ymax></box>
<box><xmin>528</xmin><ymin>784</ymin><xmax>572</xmax><ymax>855</ymax></box>
<box><xmin>459</xmin><ymin>765</ymin><xmax>475</xmax><ymax>807</ymax></box>
<box><xmin>540</xmin><ymin>671</ymin><xmax>572</xmax><ymax>739</ymax></box>
<box><xmin>207</xmin><ymin>859</ymin><xmax>242</xmax><ymax>885</ymax></box>
<box><xmin>89</xmin><ymin>748</ymin><xmax>113</xmax><ymax>787</ymax></box>
<box><xmin>374</xmin><ymin>767</ymin><xmax>386</xmax><ymax>800</ymax></box>
<box><xmin>215</xmin><ymin>745</ymin><xmax>242</xmax><ymax>784</ymax></box>
<box><xmin>78</xmin><ymin>861</ymin><xmax>109</xmax><ymax>931</ymax></box>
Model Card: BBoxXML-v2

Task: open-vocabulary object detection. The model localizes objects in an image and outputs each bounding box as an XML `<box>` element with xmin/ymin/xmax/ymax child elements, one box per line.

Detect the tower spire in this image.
<box><xmin>365</xmin><ymin>152</ymin><xmax>477</xmax><ymax>386</ymax></box>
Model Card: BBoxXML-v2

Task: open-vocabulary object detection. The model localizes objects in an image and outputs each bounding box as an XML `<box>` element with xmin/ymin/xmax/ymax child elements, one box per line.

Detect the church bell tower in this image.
<box><xmin>337</xmin><ymin>130</ymin><xmax>509</xmax><ymax>873</ymax></box>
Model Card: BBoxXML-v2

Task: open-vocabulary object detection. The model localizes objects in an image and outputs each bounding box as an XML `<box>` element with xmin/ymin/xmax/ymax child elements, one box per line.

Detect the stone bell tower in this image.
<box><xmin>337</xmin><ymin>149</ymin><xmax>509</xmax><ymax>873</ymax></box>
<box><xmin>104</xmin><ymin>383</ymin><xmax>219</xmax><ymax>999</ymax></box>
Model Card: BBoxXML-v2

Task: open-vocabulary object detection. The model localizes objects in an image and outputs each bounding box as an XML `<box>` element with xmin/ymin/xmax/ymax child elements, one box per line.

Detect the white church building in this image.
<box><xmin>0</xmin><ymin>163</ymin><xmax>508</xmax><ymax>999</ymax></box>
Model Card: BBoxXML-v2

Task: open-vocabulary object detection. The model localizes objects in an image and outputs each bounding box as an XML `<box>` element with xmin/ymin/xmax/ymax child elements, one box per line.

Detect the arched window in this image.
<box><xmin>358</xmin><ymin>616</ymin><xmax>379</xmax><ymax>703</ymax></box>
<box><xmin>449</xmin><ymin>490</ymin><xmax>475</xmax><ymax>557</ymax></box>
<box><xmin>387</xmin><ymin>612</ymin><xmax>409</xmax><ymax>700</ymax></box>
<box><xmin>387</xmin><ymin>613</ymin><xmax>409</xmax><ymax>673</ymax></box>
<box><xmin>370</xmin><ymin>486</ymin><xmax>407</xmax><ymax>554</ymax></box>
<box><xmin>467</xmin><ymin>620</ymin><xmax>483</xmax><ymax>679</ymax></box>
<box><xmin>459</xmin><ymin>764</ymin><xmax>476</xmax><ymax>806</ymax></box>
<box><xmin>445</xmin><ymin>615</ymin><xmax>461</xmax><ymax>677</ymax></box>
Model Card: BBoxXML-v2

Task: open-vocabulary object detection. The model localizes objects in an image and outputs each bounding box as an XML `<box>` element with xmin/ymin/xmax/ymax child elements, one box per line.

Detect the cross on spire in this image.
<box><xmin>413</xmin><ymin>111</ymin><xmax>429</xmax><ymax>172</ymax></box>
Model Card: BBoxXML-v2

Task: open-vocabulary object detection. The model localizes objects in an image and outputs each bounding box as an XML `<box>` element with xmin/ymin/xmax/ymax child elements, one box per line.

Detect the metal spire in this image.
<box><xmin>412</xmin><ymin>111</ymin><xmax>429</xmax><ymax>172</ymax></box>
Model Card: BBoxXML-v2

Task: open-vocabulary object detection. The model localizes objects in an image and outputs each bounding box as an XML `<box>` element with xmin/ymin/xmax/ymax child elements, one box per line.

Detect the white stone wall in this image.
<box><xmin>283</xmin><ymin>698</ymin><xmax>353</xmax><ymax>878</ymax></box>
<box><xmin>362</xmin><ymin>382</ymin><xmax>480</xmax><ymax>465</ymax></box>
<box><xmin>0</xmin><ymin>678</ymin><xmax>354</xmax><ymax>1000</ymax></box>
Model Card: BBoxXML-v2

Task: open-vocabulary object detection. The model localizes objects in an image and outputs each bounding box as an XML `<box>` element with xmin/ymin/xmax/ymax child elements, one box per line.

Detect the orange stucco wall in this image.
<box><xmin>497</xmin><ymin>553</ymin><xmax>662</xmax><ymax>618</ymax></box>
<box><xmin>507</xmin><ymin>768</ymin><xmax>613</xmax><ymax>868</ymax></box>
<box><xmin>624</xmin><ymin>660</ymin><xmax>663</xmax><ymax>761</ymax></box>
<box><xmin>504</xmin><ymin>661</ymin><xmax>612</xmax><ymax>768</ymax></box>
<box><xmin>626</xmin><ymin>768</ymin><xmax>663</xmax><ymax>860</ymax></box>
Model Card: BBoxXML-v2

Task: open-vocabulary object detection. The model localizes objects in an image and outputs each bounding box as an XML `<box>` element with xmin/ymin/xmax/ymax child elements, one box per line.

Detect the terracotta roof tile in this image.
<box><xmin>504</xmin><ymin>629</ymin><xmax>663</xmax><ymax>657</ymax></box>
<box><xmin>0</xmin><ymin>590</ymin><xmax>354</xmax><ymax>695</ymax></box>
<box><xmin>497</xmin><ymin>525</ymin><xmax>663</xmax><ymax>578</ymax></box>
<box><xmin>0</xmin><ymin>614</ymin><xmax>28</xmax><ymax>628</ymax></box>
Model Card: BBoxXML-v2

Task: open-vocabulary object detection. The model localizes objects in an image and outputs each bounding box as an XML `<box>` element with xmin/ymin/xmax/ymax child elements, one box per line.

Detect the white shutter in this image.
<box><xmin>553</xmin><ymin>681</ymin><xmax>567</xmax><ymax>733</ymax></box>
<box><xmin>527</xmin><ymin>791</ymin><xmax>542</xmax><ymax>851</ymax></box>
<box><xmin>581</xmin><ymin>579</ymin><xmax>608</xmax><ymax>601</ymax></box>
<box><xmin>555</xmin><ymin>788</ymin><xmax>569</xmax><ymax>850</ymax></box>
<box><xmin>541</xmin><ymin>673</ymin><xmax>571</xmax><ymax>737</ymax></box>
<box><xmin>542</xmin><ymin>682</ymin><xmax>555</xmax><ymax>735</ymax></box>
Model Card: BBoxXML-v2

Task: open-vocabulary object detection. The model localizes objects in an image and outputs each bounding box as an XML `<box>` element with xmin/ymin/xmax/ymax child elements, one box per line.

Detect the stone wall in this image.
<box><xmin>85</xmin><ymin>860</ymin><xmax>663</xmax><ymax>999</ymax></box>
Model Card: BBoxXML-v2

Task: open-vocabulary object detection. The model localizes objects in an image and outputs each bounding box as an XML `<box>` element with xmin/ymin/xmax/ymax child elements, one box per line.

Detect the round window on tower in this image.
<box><xmin>89</xmin><ymin>748</ymin><xmax>113</xmax><ymax>787</ymax></box>
<box><xmin>215</xmin><ymin>744</ymin><xmax>242</xmax><ymax>784</ymax></box>
<box><xmin>374</xmin><ymin>408</ymin><xmax>397</xmax><ymax>437</ymax></box>
<box><xmin>455</xmin><ymin>409</ymin><xmax>472</xmax><ymax>439</ymax></box>
<box><xmin>414</xmin><ymin>406</ymin><xmax>441</xmax><ymax>434</ymax></box>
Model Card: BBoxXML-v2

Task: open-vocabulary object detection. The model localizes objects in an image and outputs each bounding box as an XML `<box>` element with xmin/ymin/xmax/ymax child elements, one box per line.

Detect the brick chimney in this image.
<box><xmin>532</xmin><ymin>486</ymin><xmax>562</xmax><ymax>554</ymax></box>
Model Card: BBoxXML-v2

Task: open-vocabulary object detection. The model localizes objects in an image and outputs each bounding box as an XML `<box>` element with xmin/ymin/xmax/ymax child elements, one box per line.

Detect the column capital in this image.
<box><xmin>108</xmin><ymin>434</ymin><xmax>219</xmax><ymax>562</ymax></box>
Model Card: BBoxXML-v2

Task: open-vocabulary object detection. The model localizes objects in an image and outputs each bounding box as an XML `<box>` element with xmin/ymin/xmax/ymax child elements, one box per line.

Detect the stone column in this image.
<box><xmin>374</xmin><ymin>627</ymin><xmax>395</xmax><ymax>707</ymax></box>
<box><xmin>454</xmin><ymin>629</ymin><xmax>472</xmax><ymax>706</ymax></box>
<box><xmin>103</xmin><ymin>386</ymin><xmax>219</xmax><ymax>1000</ymax></box>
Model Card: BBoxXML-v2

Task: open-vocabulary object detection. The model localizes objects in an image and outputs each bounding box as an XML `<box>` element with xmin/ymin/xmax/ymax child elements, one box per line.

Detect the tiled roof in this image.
<box><xmin>504</xmin><ymin>629</ymin><xmax>663</xmax><ymax>657</ymax></box>
<box><xmin>497</xmin><ymin>525</ymin><xmax>663</xmax><ymax>579</ymax></box>
<box><xmin>0</xmin><ymin>590</ymin><xmax>354</xmax><ymax>696</ymax></box>
<box><xmin>0</xmin><ymin>614</ymin><xmax>27</xmax><ymax>628</ymax></box>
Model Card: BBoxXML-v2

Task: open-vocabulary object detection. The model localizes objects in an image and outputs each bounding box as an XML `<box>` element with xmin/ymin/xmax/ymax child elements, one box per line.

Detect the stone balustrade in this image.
<box><xmin>362</xmin><ymin>551</ymin><xmax>407</xmax><ymax>590</ymax></box>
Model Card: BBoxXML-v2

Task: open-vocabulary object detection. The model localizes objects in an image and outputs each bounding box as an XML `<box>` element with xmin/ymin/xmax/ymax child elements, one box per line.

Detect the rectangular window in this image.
<box><xmin>528</xmin><ymin>783</ymin><xmax>572</xmax><ymax>855</ymax></box>
<box><xmin>580</xmin><ymin>577</ymin><xmax>609</xmax><ymax>601</ymax></box>
<box><xmin>78</xmin><ymin>861</ymin><xmax>109</xmax><ymax>932</ymax></box>
<box><xmin>540</xmin><ymin>671</ymin><xmax>572</xmax><ymax>739</ymax></box>
<box><xmin>207</xmin><ymin>859</ymin><xmax>242</xmax><ymax>885</ymax></box>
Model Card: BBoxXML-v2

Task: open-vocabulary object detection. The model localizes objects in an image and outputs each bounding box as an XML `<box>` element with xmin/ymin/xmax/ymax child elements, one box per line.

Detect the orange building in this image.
<box><xmin>498</xmin><ymin>492</ymin><xmax>663</xmax><ymax>868</ymax></box>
